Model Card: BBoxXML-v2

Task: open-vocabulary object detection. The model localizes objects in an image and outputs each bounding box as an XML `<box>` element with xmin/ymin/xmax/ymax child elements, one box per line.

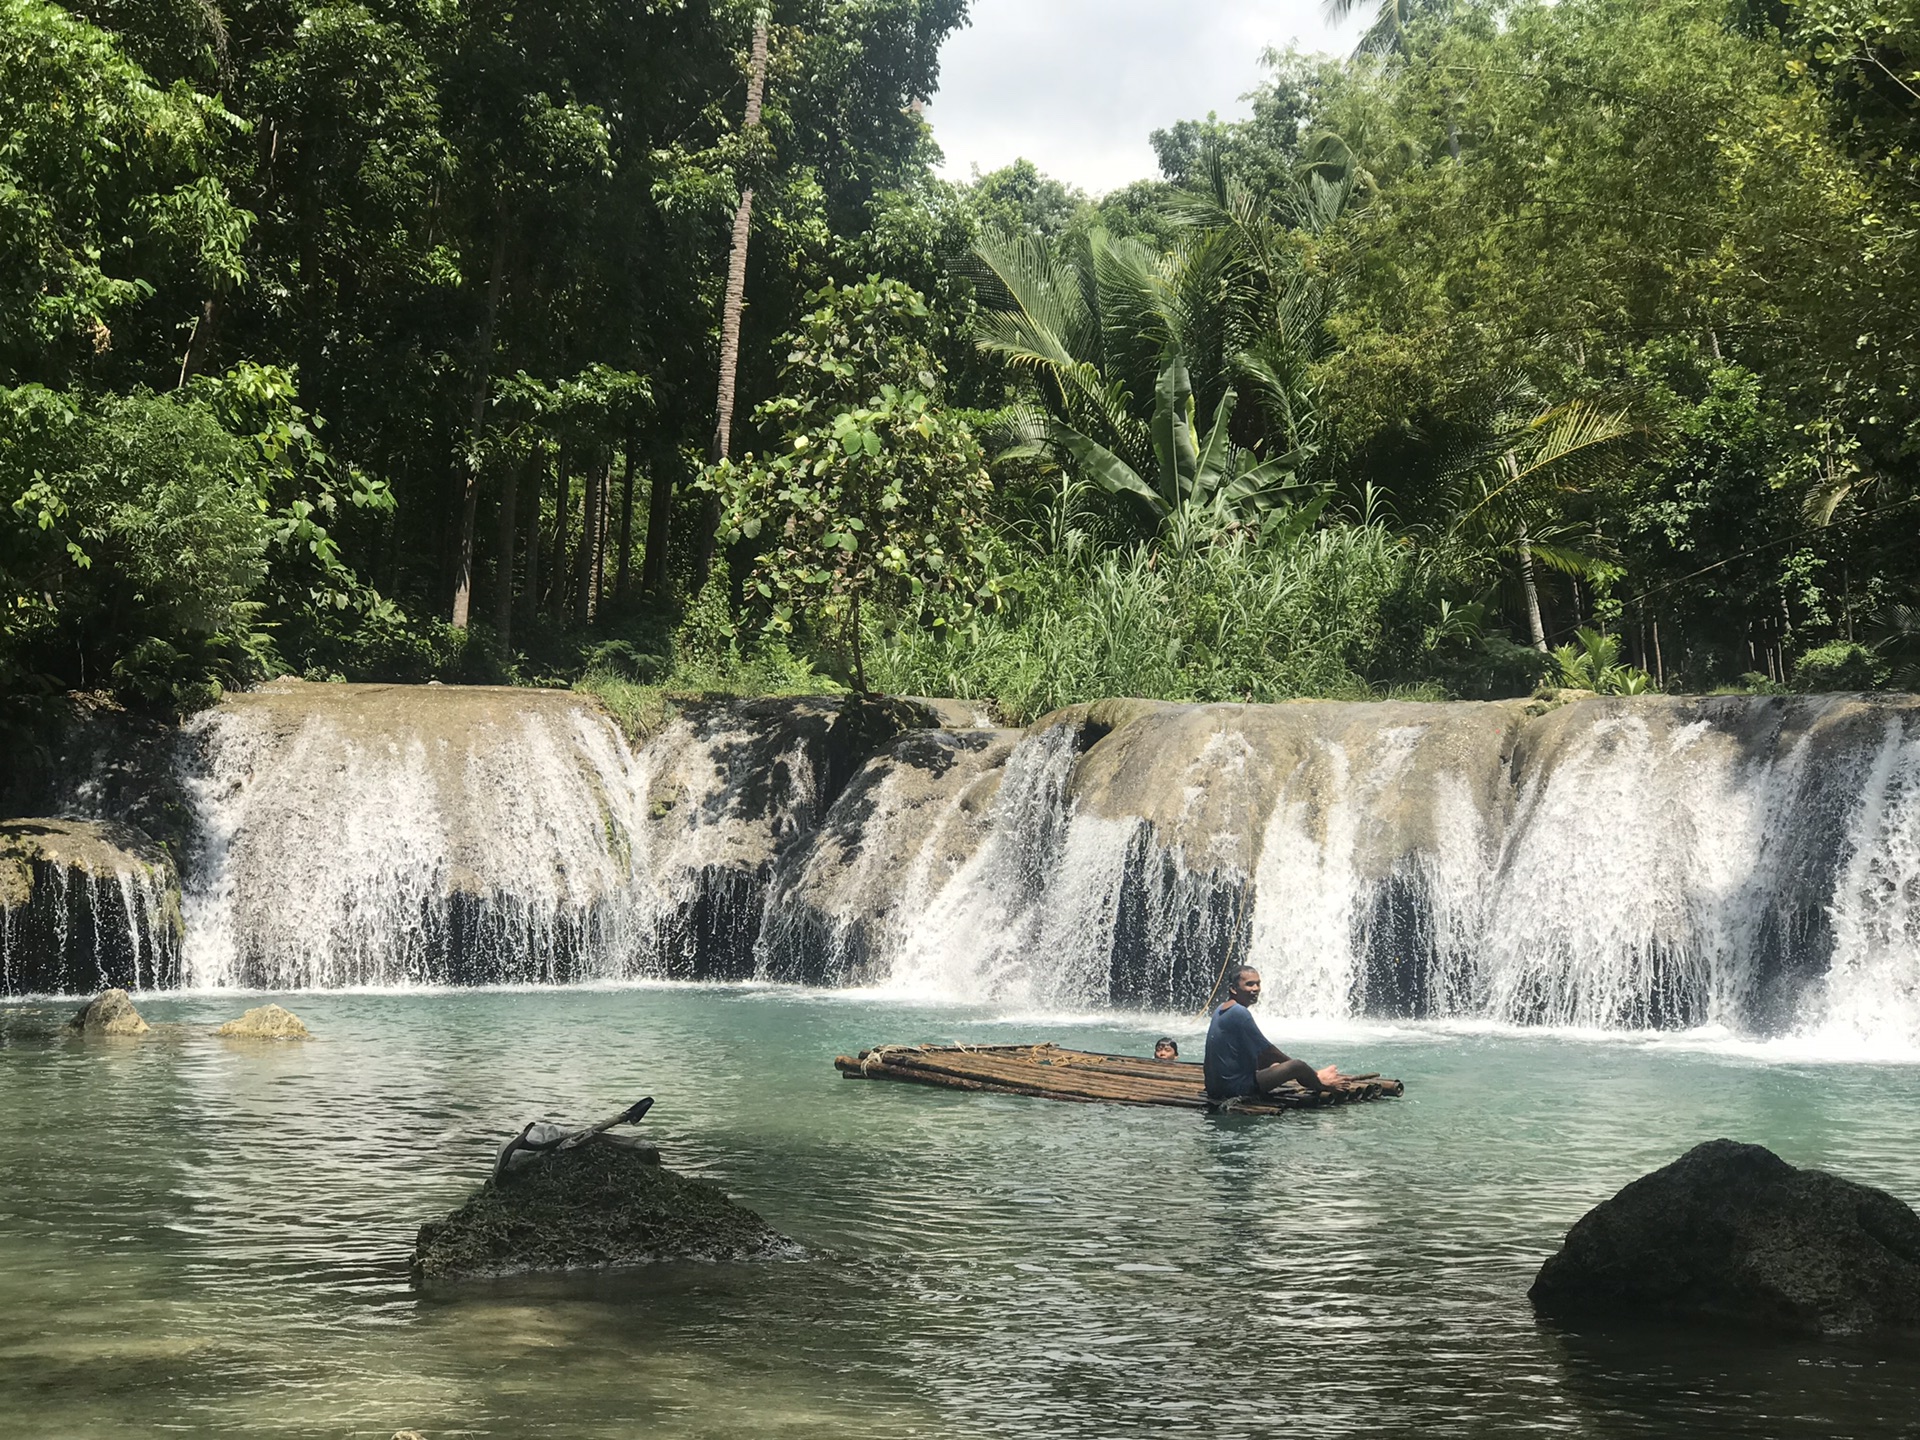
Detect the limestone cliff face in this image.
<box><xmin>0</xmin><ymin>819</ymin><xmax>180</xmax><ymax>995</ymax></box>
<box><xmin>752</xmin><ymin>692</ymin><xmax>1920</xmax><ymax>1037</ymax></box>
<box><xmin>7</xmin><ymin>684</ymin><xmax>1920</xmax><ymax>1046</ymax></box>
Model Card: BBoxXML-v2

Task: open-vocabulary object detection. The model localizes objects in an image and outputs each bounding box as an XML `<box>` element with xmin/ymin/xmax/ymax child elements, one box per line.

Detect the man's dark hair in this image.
<box><xmin>1154</xmin><ymin>1036</ymin><xmax>1178</xmax><ymax>1055</ymax></box>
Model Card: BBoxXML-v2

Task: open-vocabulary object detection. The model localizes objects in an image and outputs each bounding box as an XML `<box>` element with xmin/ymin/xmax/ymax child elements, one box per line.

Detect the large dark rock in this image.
<box><xmin>411</xmin><ymin>1139</ymin><xmax>794</xmax><ymax>1280</ymax></box>
<box><xmin>1530</xmin><ymin>1139</ymin><xmax>1920</xmax><ymax>1337</ymax></box>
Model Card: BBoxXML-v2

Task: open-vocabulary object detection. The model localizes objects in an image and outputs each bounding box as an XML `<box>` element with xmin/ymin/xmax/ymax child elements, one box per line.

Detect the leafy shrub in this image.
<box><xmin>1443</xmin><ymin>634</ymin><xmax>1557</xmax><ymax>700</ymax></box>
<box><xmin>1551</xmin><ymin>628</ymin><xmax>1656</xmax><ymax>694</ymax></box>
<box><xmin>1</xmin><ymin>384</ymin><xmax>273</xmax><ymax>704</ymax></box>
<box><xmin>1790</xmin><ymin>640</ymin><xmax>1884</xmax><ymax>693</ymax></box>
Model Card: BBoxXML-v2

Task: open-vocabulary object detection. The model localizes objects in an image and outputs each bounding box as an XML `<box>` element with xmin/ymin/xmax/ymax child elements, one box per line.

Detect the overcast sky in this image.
<box><xmin>923</xmin><ymin>1</ymin><xmax>1365</xmax><ymax>195</ymax></box>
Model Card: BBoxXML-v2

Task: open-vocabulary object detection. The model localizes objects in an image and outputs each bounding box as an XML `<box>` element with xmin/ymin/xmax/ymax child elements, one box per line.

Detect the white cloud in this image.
<box><xmin>923</xmin><ymin>0</ymin><xmax>1363</xmax><ymax>195</ymax></box>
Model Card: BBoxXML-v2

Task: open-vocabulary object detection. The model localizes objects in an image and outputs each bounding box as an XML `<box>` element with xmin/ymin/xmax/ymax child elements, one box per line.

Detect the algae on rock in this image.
<box><xmin>215</xmin><ymin>1003</ymin><xmax>311</xmax><ymax>1039</ymax></box>
<box><xmin>411</xmin><ymin>1140</ymin><xmax>793</xmax><ymax>1280</ymax></box>
<box><xmin>67</xmin><ymin>988</ymin><xmax>150</xmax><ymax>1035</ymax></box>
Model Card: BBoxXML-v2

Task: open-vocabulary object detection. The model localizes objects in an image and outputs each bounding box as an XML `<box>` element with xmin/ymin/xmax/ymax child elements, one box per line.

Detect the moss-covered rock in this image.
<box><xmin>214</xmin><ymin>1003</ymin><xmax>311</xmax><ymax>1039</ymax></box>
<box><xmin>411</xmin><ymin>1140</ymin><xmax>794</xmax><ymax>1280</ymax></box>
<box><xmin>67</xmin><ymin>988</ymin><xmax>150</xmax><ymax>1035</ymax></box>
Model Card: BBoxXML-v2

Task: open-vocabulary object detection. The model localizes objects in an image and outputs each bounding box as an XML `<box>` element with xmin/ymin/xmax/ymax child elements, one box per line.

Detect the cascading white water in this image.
<box><xmin>181</xmin><ymin>687</ymin><xmax>651</xmax><ymax>986</ymax></box>
<box><xmin>1817</xmin><ymin>723</ymin><xmax>1920</xmax><ymax>1047</ymax></box>
<box><xmin>872</xmin><ymin>722</ymin><xmax>1118</xmax><ymax>1008</ymax></box>
<box><xmin>16</xmin><ymin>680</ymin><xmax>1920</xmax><ymax>1045</ymax></box>
<box><xmin>176</xmin><ymin>682</ymin><xmax>861</xmax><ymax>988</ymax></box>
<box><xmin>0</xmin><ymin>820</ymin><xmax>179</xmax><ymax>995</ymax></box>
<box><xmin>759</xmin><ymin>695</ymin><xmax>1920</xmax><ymax>1046</ymax></box>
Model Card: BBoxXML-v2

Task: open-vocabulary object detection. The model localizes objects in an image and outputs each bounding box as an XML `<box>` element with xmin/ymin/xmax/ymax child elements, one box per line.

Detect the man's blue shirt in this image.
<box><xmin>1203</xmin><ymin>1002</ymin><xmax>1269</xmax><ymax>1099</ymax></box>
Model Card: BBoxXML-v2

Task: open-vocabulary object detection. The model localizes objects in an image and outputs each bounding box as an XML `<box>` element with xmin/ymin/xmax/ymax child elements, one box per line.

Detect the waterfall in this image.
<box><xmin>758</xmin><ymin>694</ymin><xmax>1920</xmax><ymax>1045</ymax></box>
<box><xmin>174</xmin><ymin>681</ymin><xmax>917</xmax><ymax>989</ymax></box>
<box><xmin>0</xmin><ymin>820</ymin><xmax>180</xmax><ymax>995</ymax></box>
<box><xmin>180</xmin><ymin>685</ymin><xmax>651</xmax><ymax>987</ymax></box>
<box><xmin>11</xmin><ymin>680</ymin><xmax>1920</xmax><ymax>1046</ymax></box>
<box><xmin>1817</xmin><ymin>723</ymin><xmax>1920</xmax><ymax>1047</ymax></box>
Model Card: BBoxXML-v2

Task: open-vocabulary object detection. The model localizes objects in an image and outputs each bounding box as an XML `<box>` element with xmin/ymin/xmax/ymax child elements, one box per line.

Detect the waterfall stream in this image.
<box><xmin>7</xmin><ymin>681</ymin><xmax>1920</xmax><ymax>1047</ymax></box>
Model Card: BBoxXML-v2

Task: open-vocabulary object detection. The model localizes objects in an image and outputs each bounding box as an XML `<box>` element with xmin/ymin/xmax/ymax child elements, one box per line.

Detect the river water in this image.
<box><xmin>3</xmin><ymin>985</ymin><xmax>1919</xmax><ymax>1439</ymax></box>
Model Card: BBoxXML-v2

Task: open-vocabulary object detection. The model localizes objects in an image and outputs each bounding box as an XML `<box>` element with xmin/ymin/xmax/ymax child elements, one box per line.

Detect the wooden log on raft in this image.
<box><xmin>832</xmin><ymin>1043</ymin><xmax>1404</xmax><ymax>1114</ymax></box>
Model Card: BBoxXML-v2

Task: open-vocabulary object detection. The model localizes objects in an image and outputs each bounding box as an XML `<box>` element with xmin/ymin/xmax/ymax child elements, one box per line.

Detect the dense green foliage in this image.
<box><xmin>7</xmin><ymin>0</ymin><xmax>1920</xmax><ymax>720</ymax></box>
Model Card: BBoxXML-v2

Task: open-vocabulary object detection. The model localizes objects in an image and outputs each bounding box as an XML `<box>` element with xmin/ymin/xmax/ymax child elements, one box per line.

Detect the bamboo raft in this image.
<box><xmin>833</xmin><ymin>1043</ymin><xmax>1404</xmax><ymax>1114</ymax></box>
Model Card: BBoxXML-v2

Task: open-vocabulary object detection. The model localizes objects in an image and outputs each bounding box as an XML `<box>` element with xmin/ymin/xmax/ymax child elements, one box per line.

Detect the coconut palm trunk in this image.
<box><xmin>1516</xmin><ymin>522</ymin><xmax>1549</xmax><ymax>652</ymax></box>
<box><xmin>711</xmin><ymin>10</ymin><xmax>770</xmax><ymax>466</ymax></box>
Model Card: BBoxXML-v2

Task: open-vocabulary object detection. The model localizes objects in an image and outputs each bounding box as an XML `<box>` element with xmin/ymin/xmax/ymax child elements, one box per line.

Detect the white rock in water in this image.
<box><xmin>214</xmin><ymin>1003</ymin><xmax>311</xmax><ymax>1039</ymax></box>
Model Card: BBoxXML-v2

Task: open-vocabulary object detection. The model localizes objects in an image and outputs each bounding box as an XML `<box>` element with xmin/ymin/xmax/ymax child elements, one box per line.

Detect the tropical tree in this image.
<box><xmin>1429</xmin><ymin>395</ymin><xmax>1638</xmax><ymax>650</ymax></box>
<box><xmin>704</xmin><ymin>278</ymin><xmax>993</xmax><ymax>688</ymax></box>
<box><xmin>712</xmin><ymin>4</ymin><xmax>772</xmax><ymax>466</ymax></box>
<box><xmin>1051</xmin><ymin>355</ymin><xmax>1316</xmax><ymax>529</ymax></box>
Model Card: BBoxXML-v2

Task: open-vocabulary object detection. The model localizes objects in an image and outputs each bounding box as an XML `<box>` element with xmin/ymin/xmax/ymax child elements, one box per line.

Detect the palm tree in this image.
<box><xmin>1052</xmin><ymin>354</ymin><xmax>1314</xmax><ymax>528</ymax></box>
<box><xmin>711</xmin><ymin>5</ymin><xmax>770</xmax><ymax>465</ymax></box>
<box><xmin>1323</xmin><ymin>0</ymin><xmax>1453</xmax><ymax>58</ymax></box>
<box><xmin>1432</xmin><ymin>395</ymin><xmax>1638</xmax><ymax>650</ymax></box>
<box><xmin>970</xmin><ymin>156</ymin><xmax>1361</xmax><ymax>528</ymax></box>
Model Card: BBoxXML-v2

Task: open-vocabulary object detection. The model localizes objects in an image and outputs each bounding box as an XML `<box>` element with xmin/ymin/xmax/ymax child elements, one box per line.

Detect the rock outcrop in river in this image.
<box><xmin>1530</xmin><ymin>1139</ymin><xmax>1920</xmax><ymax>1337</ymax></box>
<box><xmin>412</xmin><ymin>1140</ymin><xmax>791</xmax><ymax>1280</ymax></box>
<box><xmin>6</xmin><ymin>682</ymin><xmax>1920</xmax><ymax>1047</ymax></box>
<box><xmin>67</xmin><ymin>987</ymin><xmax>151</xmax><ymax>1035</ymax></box>
<box><xmin>1</xmin><ymin>821</ymin><xmax>180</xmax><ymax>995</ymax></box>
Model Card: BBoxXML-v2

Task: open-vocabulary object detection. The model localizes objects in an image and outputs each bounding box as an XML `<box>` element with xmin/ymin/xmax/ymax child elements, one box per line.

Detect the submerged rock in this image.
<box><xmin>214</xmin><ymin>1003</ymin><xmax>311</xmax><ymax>1039</ymax></box>
<box><xmin>67</xmin><ymin>988</ymin><xmax>150</xmax><ymax>1035</ymax></box>
<box><xmin>1530</xmin><ymin>1139</ymin><xmax>1920</xmax><ymax>1337</ymax></box>
<box><xmin>411</xmin><ymin>1138</ymin><xmax>792</xmax><ymax>1280</ymax></box>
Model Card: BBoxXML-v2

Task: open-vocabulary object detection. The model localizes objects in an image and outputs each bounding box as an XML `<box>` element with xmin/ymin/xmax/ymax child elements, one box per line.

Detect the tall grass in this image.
<box><xmin>868</xmin><ymin>521</ymin><xmax>1430</xmax><ymax>723</ymax></box>
<box><xmin>577</xmin><ymin>644</ymin><xmax>836</xmax><ymax>742</ymax></box>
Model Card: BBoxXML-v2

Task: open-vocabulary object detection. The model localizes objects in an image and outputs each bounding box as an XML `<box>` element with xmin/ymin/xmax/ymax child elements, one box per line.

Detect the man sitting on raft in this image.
<box><xmin>1204</xmin><ymin>965</ymin><xmax>1343</xmax><ymax>1101</ymax></box>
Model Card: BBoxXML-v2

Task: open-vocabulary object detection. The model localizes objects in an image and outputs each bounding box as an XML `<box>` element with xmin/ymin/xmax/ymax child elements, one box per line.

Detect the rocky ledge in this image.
<box><xmin>412</xmin><ymin>1138</ymin><xmax>793</xmax><ymax>1280</ymax></box>
<box><xmin>1530</xmin><ymin>1138</ymin><xmax>1920</xmax><ymax>1337</ymax></box>
<box><xmin>1</xmin><ymin>818</ymin><xmax>181</xmax><ymax>994</ymax></box>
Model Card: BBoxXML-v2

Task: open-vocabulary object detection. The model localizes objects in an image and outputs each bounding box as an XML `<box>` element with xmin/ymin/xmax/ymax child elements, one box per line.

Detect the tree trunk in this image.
<box><xmin>615</xmin><ymin>428</ymin><xmax>638</xmax><ymax>603</ymax></box>
<box><xmin>592</xmin><ymin>454</ymin><xmax>611</xmax><ymax>619</ymax></box>
<box><xmin>711</xmin><ymin>12</ymin><xmax>770</xmax><ymax>465</ymax></box>
<box><xmin>451</xmin><ymin>212</ymin><xmax>509</xmax><ymax>628</ymax></box>
<box><xmin>1517</xmin><ymin>524</ymin><xmax>1548</xmax><ymax>653</ymax></box>
<box><xmin>576</xmin><ymin>453</ymin><xmax>605</xmax><ymax>625</ymax></box>
<box><xmin>519</xmin><ymin>453</ymin><xmax>543</xmax><ymax>633</ymax></box>
<box><xmin>849</xmin><ymin>586</ymin><xmax>867</xmax><ymax>692</ymax></box>
<box><xmin>641</xmin><ymin>438</ymin><xmax>681</xmax><ymax>598</ymax></box>
<box><xmin>550</xmin><ymin>451</ymin><xmax>571</xmax><ymax>620</ymax></box>
<box><xmin>177</xmin><ymin>294</ymin><xmax>222</xmax><ymax>388</ymax></box>
<box><xmin>494</xmin><ymin>456</ymin><xmax>521</xmax><ymax>649</ymax></box>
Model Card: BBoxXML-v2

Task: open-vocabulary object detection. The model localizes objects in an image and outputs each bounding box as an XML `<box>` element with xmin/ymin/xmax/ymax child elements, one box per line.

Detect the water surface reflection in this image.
<box><xmin>2</xmin><ymin>989</ymin><xmax>1918</xmax><ymax>1438</ymax></box>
